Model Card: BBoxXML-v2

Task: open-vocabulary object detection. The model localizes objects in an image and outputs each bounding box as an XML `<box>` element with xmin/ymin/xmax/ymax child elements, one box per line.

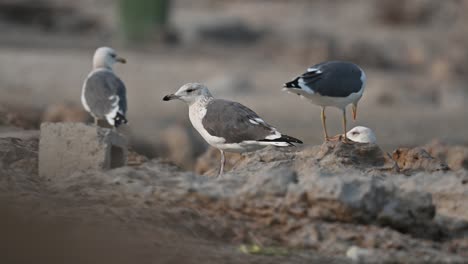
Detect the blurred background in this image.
<box><xmin>1</xmin><ymin>0</ymin><xmax>468</xmax><ymax>170</ymax></box>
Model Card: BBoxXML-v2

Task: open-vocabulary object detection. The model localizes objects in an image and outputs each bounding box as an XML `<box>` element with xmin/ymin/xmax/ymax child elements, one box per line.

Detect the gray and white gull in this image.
<box><xmin>283</xmin><ymin>61</ymin><xmax>366</xmax><ymax>142</ymax></box>
<box><xmin>82</xmin><ymin>47</ymin><xmax>128</xmax><ymax>127</ymax></box>
<box><xmin>163</xmin><ymin>83</ymin><xmax>303</xmax><ymax>177</ymax></box>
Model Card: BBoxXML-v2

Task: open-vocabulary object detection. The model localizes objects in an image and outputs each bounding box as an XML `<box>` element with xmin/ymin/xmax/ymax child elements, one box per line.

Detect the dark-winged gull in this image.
<box><xmin>283</xmin><ymin>61</ymin><xmax>366</xmax><ymax>142</ymax></box>
<box><xmin>347</xmin><ymin>126</ymin><xmax>376</xmax><ymax>143</ymax></box>
<box><xmin>81</xmin><ymin>47</ymin><xmax>128</xmax><ymax>127</ymax></box>
<box><xmin>163</xmin><ymin>83</ymin><xmax>303</xmax><ymax>177</ymax></box>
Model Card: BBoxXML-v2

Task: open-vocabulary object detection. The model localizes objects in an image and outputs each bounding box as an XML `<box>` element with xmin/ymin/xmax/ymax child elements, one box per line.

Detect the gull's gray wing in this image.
<box><xmin>285</xmin><ymin>61</ymin><xmax>364</xmax><ymax>97</ymax></box>
<box><xmin>83</xmin><ymin>70</ymin><xmax>127</xmax><ymax>119</ymax></box>
<box><xmin>202</xmin><ymin>99</ymin><xmax>301</xmax><ymax>144</ymax></box>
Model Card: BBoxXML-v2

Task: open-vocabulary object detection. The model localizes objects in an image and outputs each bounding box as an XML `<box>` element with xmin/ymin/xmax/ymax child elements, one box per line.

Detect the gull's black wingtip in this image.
<box><xmin>283</xmin><ymin>79</ymin><xmax>299</xmax><ymax>89</ymax></box>
<box><xmin>283</xmin><ymin>134</ymin><xmax>303</xmax><ymax>145</ymax></box>
<box><xmin>286</xmin><ymin>136</ymin><xmax>303</xmax><ymax>144</ymax></box>
<box><xmin>114</xmin><ymin>112</ymin><xmax>128</xmax><ymax>128</ymax></box>
<box><xmin>260</xmin><ymin>135</ymin><xmax>303</xmax><ymax>145</ymax></box>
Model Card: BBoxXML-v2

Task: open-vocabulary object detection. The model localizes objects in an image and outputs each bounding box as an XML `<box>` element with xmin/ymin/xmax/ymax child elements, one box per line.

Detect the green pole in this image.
<box><xmin>119</xmin><ymin>0</ymin><xmax>170</xmax><ymax>43</ymax></box>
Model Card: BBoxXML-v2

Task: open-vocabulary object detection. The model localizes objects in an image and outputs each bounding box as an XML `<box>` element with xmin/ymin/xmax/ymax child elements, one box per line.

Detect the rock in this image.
<box><xmin>394</xmin><ymin>170</ymin><xmax>468</xmax><ymax>221</ymax></box>
<box><xmin>296</xmin><ymin>142</ymin><xmax>392</xmax><ymax>171</ymax></box>
<box><xmin>392</xmin><ymin>147</ymin><xmax>449</xmax><ymax>174</ymax></box>
<box><xmin>39</xmin><ymin>122</ymin><xmax>128</xmax><ymax>178</ymax></box>
<box><xmin>346</xmin><ymin>245</ymin><xmax>464</xmax><ymax>263</ymax></box>
<box><xmin>377</xmin><ymin>190</ymin><xmax>437</xmax><ymax>237</ymax></box>
<box><xmin>205</xmin><ymin>143</ymin><xmax>437</xmax><ymax>240</ymax></box>
<box><xmin>346</xmin><ymin>246</ymin><xmax>374</xmax><ymax>262</ymax></box>
<box><xmin>283</xmin><ymin>167</ymin><xmax>435</xmax><ymax>236</ymax></box>
<box><xmin>61</xmin><ymin>142</ymin><xmax>437</xmax><ymax>238</ymax></box>
<box><xmin>240</xmin><ymin>167</ymin><xmax>298</xmax><ymax>197</ymax></box>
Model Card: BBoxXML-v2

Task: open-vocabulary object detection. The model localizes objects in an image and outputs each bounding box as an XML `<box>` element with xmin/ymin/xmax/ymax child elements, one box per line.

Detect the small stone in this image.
<box><xmin>346</xmin><ymin>246</ymin><xmax>373</xmax><ymax>262</ymax></box>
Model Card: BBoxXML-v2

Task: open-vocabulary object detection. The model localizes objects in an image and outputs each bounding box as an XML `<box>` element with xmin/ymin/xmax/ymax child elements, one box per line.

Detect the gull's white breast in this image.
<box><xmin>189</xmin><ymin>101</ymin><xmax>225</xmax><ymax>146</ymax></box>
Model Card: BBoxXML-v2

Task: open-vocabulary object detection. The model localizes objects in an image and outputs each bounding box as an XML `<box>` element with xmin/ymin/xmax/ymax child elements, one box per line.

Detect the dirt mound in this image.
<box><xmin>424</xmin><ymin>140</ymin><xmax>468</xmax><ymax>171</ymax></box>
<box><xmin>392</xmin><ymin>146</ymin><xmax>450</xmax><ymax>174</ymax></box>
<box><xmin>0</xmin><ymin>129</ymin><xmax>38</xmax><ymax>175</ymax></box>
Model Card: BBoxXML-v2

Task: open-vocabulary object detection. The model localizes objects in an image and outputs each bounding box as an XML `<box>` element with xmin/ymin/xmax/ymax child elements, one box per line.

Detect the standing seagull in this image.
<box><xmin>163</xmin><ymin>83</ymin><xmax>303</xmax><ymax>177</ymax></box>
<box><xmin>82</xmin><ymin>47</ymin><xmax>128</xmax><ymax>127</ymax></box>
<box><xmin>283</xmin><ymin>61</ymin><xmax>366</xmax><ymax>142</ymax></box>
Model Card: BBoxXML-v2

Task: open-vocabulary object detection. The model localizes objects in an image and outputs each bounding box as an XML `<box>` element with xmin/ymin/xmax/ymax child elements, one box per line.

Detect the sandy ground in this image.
<box><xmin>0</xmin><ymin>193</ymin><xmax>347</xmax><ymax>264</ymax></box>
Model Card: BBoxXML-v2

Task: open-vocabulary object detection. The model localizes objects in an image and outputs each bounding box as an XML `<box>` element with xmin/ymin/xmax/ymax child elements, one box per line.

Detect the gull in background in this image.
<box><xmin>283</xmin><ymin>61</ymin><xmax>366</xmax><ymax>142</ymax></box>
<box><xmin>82</xmin><ymin>47</ymin><xmax>128</xmax><ymax>127</ymax></box>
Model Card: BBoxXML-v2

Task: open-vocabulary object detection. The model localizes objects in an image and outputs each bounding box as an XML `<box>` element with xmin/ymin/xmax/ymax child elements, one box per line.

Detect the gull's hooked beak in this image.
<box><xmin>163</xmin><ymin>94</ymin><xmax>179</xmax><ymax>101</ymax></box>
<box><xmin>116</xmin><ymin>56</ymin><xmax>127</xmax><ymax>64</ymax></box>
<box><xmin>352</xmin><ymin>103</ymin><xmax>358</xmax><ymax>121</ymax></box>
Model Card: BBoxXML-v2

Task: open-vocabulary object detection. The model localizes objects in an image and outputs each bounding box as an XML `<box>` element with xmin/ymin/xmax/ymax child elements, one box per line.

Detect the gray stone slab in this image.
<box><xmin>39</xmin><ymin>122</ymin><xmax>127</xmax><ymax>178</ymax></box>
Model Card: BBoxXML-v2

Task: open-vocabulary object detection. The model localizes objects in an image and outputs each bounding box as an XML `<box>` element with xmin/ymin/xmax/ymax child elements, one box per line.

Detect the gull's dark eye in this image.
<box><xmin>110</xmin><ymin>54</ymin><xmax>117</xmax><ymax>58</ymax></box>
<box><xmin>186</xmin><ymin>88</ymin><xmax>195</xmax><ymax>93</ymax></box>
<box><xmin>352</xmin><ymin>132</ymin><xmax>359</xmax><ymax>135</ymax></box>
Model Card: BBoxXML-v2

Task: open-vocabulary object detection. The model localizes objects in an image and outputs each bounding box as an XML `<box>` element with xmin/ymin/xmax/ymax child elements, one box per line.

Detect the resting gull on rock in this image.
<box><xmin>347</xmin><ymin>126</ymin><xmax>377</xmax><ymax>144</ymax></box>
<box><xmin>163</xmin><ymin>83</ymin><xmax>303</xmax><ymax>177</ymax></box>
<box><xmin>283</xmin><ymin>61</ymin><xmax>366</xmax><ymax>143</ymax></box>
<box><xmin>81</xmin><ymin>47</ymin><xmax>128</xmax><ymax>127</ymax></box>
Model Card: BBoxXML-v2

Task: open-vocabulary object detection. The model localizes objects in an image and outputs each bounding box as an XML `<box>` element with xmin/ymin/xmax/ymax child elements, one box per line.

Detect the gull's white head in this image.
<box><xmin>163</xmin><ymin>83</ymin><xmax>213</xmax><ymax>105</ymax></box>
<box><xmin>93</xmin><ymin>47</ymin><xmax>126</xmax><ymax>69</ymax></box>
<box><xmin>347</xmin><ymin>126</ymin><xmax>377</xmax><ymax>143</ymax></box>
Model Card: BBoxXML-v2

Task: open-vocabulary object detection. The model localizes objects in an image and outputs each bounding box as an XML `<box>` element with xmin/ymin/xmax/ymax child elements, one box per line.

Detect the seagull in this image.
<box><xmin>346</xmin><ymin>126</ymin><xmax>376</xmax><ymax>143</ymax></box>
<box><xmin>81</xmin><ymin>47</ymin><xmax>128</xmax><ymax>127</ymax></box>
<box><xmin>163</xmin><ymin>83</ymin><xmax>303</xmax><ymax>177</ymax></box>
<box><xmin>283</xmin><ymin>61</ymin><xmax>366</xmax><ymax>142</ymax></box>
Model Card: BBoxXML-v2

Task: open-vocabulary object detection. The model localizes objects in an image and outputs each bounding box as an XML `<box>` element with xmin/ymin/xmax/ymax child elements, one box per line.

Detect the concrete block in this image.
<box><xmin>39</xmin><ymin>122</ymin><xmax>127</xmax><ymax>178</ymax></box>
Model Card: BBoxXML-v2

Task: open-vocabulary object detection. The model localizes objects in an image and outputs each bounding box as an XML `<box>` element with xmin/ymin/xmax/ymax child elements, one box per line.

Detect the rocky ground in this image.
<box><xmin>1</xmin><ymin>126</ymin><xmax>468</xmax><ymax>263</ymax></box>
